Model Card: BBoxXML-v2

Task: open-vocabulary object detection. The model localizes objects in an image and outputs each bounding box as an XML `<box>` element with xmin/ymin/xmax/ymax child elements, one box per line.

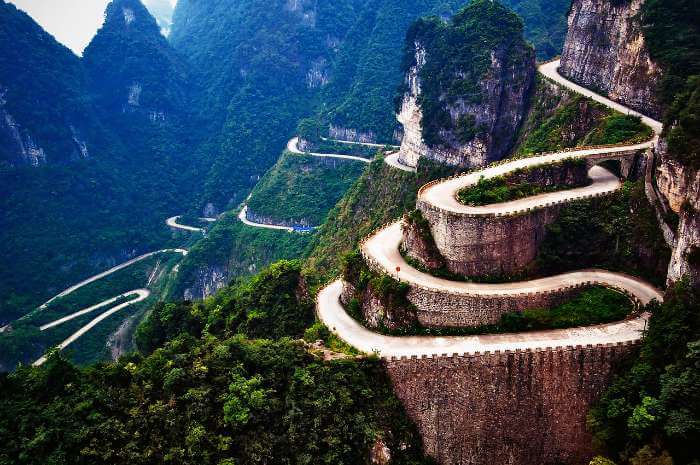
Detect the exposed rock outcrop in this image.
<box><xmin>183</xmin><ymin>265</ymin><xmax>229</xmax><ymax>301</ymax></box>
<box><xmin>329</xmin><ymin>124</ymin><xmax>377</xmax><ymax>144</ymax></box>
<box><xmin>341</xmin><ymin>281</ymin><xmax>417</xmax><ymax>331</ymax></box>
<box><xmin>560</xmin><ymin>0</ymin><xmax>664</xmax><ymax>119</ymax></box>
<box><xmin>401</xmin><ymin>210</ymin><xmax>446</xmax><ymax>271</ymax></box>
<box><xmin>656</xmin><ymin>143</ymin><xmax>700</xmax><ymax>285</ymax></box>
<box><xmin>396</xmin><ymin>1</ymin><xmax>535</xmax><ymax>168</ymax></box>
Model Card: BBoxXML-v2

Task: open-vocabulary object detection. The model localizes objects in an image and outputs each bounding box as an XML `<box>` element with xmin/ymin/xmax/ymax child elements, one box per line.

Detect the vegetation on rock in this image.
<box><xmin>246</xmin><ymin>152</ymin><xmax>366</xmax><ymax>227</ymax></box>
<box><xmin>537</xmin><ymin>182</ymin><xmax>671</xmax><ymax>287</ymax></box>
<box><xmin>589</xmin><ymin>281</ymin><xmax>700</xmax><ymax>465</ymax></box>
<box><xmin>400</xmin><ymin>0</ymin><xmax>533</xmax><ymax>147</ymax></box>
<box><xmin>515</xmin><ymin>81</ymin><xmax>652</xmax><ymax>157</ymax></box>
<box><xmin>353</xmin><ymin>284</ymin><xmax>633</xmax><ymax>337</ymax></box>
<box><xmin>642</xmin><ymin>0</ymin><xmax>700</xmax><ymax>168</ymax></box>
<box><xmin>457</xmin><ymin>159</ymin><xmax>588</xmax><ymax>206</ymax></box>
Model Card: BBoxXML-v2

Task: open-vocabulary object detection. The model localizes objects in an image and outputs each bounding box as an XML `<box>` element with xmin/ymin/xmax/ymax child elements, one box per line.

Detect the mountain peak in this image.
<box><xmin>103</xmin><ymin>0</ymin><xmax>161</xmax><ymax>35</ymax></box>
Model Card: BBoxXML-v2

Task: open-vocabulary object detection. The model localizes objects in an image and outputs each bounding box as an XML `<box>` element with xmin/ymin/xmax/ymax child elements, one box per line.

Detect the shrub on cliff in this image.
<box><xmin>641</xmin><ymin>0</ymin><xmax>700</xmax><ymax>168</ymax></box>
<box><xmin>588</xmin><ymin>280</ymin><xmax>700</xmax><ymax>465</ymax></box>
<box><xmin>400</xmin><ymin>0</ymin><xmax>533</xmax><ymax>147</ymax></box>
<box><xmin>137</xmin><ymin>260</ymin><xmax>313</xmax><ymax>353</ymax></box>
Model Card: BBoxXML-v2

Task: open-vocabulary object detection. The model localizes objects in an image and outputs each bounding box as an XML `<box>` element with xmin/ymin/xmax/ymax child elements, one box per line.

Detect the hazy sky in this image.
<box><xmin>8</xmin><ymin>0</ymin><xmax>176</xmax><ymax>56</ymax></box>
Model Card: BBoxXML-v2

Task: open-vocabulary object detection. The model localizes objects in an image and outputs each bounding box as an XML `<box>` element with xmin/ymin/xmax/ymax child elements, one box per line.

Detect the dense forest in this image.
<box><xmin>0</xmin><ymin>261</ymin><xmax>434</xmax><ymax>465</ymax></box>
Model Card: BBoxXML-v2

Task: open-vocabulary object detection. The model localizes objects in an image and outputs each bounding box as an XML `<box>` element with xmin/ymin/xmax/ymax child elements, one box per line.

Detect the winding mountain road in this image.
<box><xmin>37</xmin><ymin>249</ymin><xmax>187</xmax><ymax>311</ymax></box>
<box><xmin>287</xmin><ymin>137</ymin><xmax>373</xmax><ymax>163</ymax></box>
<box><xmin>318</xmin><ymin>280</ymin><xmax>651</xmax><ymax>358</ymax></box>
<box><xmin>539</xmin><ymin>60</ymin><xmax>663</xmax><ymax>134</ymax></box>
<box><xmin>33</xmin><ymin>289</ymin><xmax>151</xmax><ymax>366</ymax></box>
<box><xmin>38</xmin><ymin>290</ymin><xmax>151</xmax><ymax>331</ymax></box>
<box><xmin>422</xmin><ymin>158</ymin><xmax>627</xmax><ymax>216</ymax></box>
<box><xmin>166</xmin><ymin>216</ymin><xmax>216</xmax><ymax>233</ymax></box>
<box><xmin>237</xmin><ymin>137</ymin><xmax>383</xmax><ymax>231</ymax></box>
<box><xmin>316</xmin><ymin>60</ymin><xmax>665</xmax><ymax>357</ymax></box>
<box><xmin>384</xmin><ymin>152</ymin><xmax>417</xmax><ymax>173</ymax></box>
<box><xmin>238</xmin><ymin>206</ymin><xmax>295</xmax><ymax>232</ymax></box>
<box><xmin>362</xmin><ymin>222</ymin><xmax>661</xmax><ymax>303</ymax></box>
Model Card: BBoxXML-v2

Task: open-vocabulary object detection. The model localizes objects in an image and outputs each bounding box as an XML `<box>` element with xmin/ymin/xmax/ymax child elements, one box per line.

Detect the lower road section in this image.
<box><xmin>317</xmin><ymin>280</ymin><xmax>652</xmax><ymax>358</ymax></box>
<box><xmin>33</xmin><ymin>289</ymin><xmax>151</xmax><ymax>366</ymax></box>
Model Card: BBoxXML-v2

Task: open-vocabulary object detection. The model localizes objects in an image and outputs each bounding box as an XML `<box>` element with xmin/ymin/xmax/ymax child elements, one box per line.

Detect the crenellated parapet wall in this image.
<box><xmin>415</xmin><ymin>146</ymin><xmax>648</xmax><ymax>277</ymax></box>
<box><xmin>385</xmin><ymin>342</ymin><xmax>638</xmax><ymax>465</ymax></box>
<box><xmin>358</xmin><ymin>244</ymin><xmax>643</xmax><ymax>328</ymax></box>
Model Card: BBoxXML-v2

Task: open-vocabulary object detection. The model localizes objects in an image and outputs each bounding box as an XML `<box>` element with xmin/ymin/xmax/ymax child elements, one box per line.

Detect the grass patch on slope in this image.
<box><xmin>303</xmin><ymin>157</ymin><xmax>419</xmax><ymax>286</ymax></box>
<box><xmin>514</xmin><ymin>79</ymin><xmax>652</xmax><ymax>158</ymax></box>
<box><xmin>246</xmin><ymin>152</ymin><xmax>366</xmax><ymax>227</ymax></box>
<box><xmin>170</xmin><ymin>213</ymin><xmax>313</xmax><ymax>300</ymax></box>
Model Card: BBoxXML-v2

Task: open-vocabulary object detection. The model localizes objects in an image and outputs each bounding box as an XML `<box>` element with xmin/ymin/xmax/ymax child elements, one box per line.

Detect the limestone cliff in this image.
<box><xmin>396</xmin><ymin>0</ymin><xmax>535</xmax><ymax>169</ymax></box>
<box><xmin>560</xmin><ymin>0</ymin><xmax>664</xmax><ymax>119</ymax></box>
<box><xmin>656</xmin><ymin>142</ymin><xmax>700</xmax><ymax>285</ymax></box>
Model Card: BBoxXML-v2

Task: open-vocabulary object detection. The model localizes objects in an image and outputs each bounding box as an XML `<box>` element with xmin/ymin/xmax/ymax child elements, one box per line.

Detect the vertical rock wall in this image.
<box><xmin>560</xmin><ymin>0</ymin><xmax>664</xmax><ymax>119</ymax></box>
<box><xmin>385</xmin><ymin>344</ymin><xmax>636</xmax><ymax>465</ymax></box>
<box><xmin>397</xmin><ymin>42</ymin><xmax>534</xmax><ymax>169</ymax></box>
<box><xmin>396</xmin><ymin>43</ymin><xmax>426</xmax><ymax>168</ymax></box>
<box><xmin>656</xmin><ymin>141</ymin><xmax>700</xmax><ymax>285</ymax></box>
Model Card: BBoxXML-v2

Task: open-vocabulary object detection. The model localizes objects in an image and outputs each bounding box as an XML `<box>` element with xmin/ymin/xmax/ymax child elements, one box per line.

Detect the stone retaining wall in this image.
<box><xmin>385</xmin><ymin>343</ymin><xmax>637</xmax><ymax>465</ymax></box>
<box><xmin>406</xmin><ymin>284</ymin><xmax>586</xmax><ymax>327</ymax></box>
<box><xmin>418</xmin><ymin>201</ymin><xmax>566</xmax><ymax>277</ymax></box>
<box><xmin>359</xmin><ymin>250</ymin><xmax>631</xmax><ymax>328</ymax></box>
<box><xmin>416</xmin><ymin>153</ymin><xmax>642</xmax><ymax>277</ymax></box>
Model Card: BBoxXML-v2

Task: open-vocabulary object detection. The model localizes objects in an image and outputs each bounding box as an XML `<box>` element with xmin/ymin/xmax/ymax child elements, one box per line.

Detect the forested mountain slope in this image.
<box><xmin>170</xmin><ymin>0</ymin><xmax>571</xmax><ymax>216</ymax></box>
<box><xmin>0</xmin><ymin>0</ymin><xmax>577</xmax><ymax>358</ymax></box>
<box><xmin>0</xmin><ymin>1</ymin><xmax>201</xmax><ymax>324</ymax></box>
<box><xmin>0</xmin><ymin>0</ymin><xmax>109</xmax><ymax>167</ymax></box>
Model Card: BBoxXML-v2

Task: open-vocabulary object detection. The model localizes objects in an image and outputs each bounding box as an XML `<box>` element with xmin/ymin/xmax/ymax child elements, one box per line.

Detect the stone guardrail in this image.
<box><xmin>384</xmin><ymin>339</ymin><xmax>640</xmax><ymax>362</ymax></box>
<box><xmin>415</xmin><ymin>146</ymin><xmax>649</xmax><ymax>219</ymax></box>
<box><xmin>357</xmin><ymin>225</ymin><xmax>643</xmax><ymax>308</ymax></box>
<box><xmin>416</xmin><ymin>144</ymin><xmax>651</xmax><ymax>199</ymax></box>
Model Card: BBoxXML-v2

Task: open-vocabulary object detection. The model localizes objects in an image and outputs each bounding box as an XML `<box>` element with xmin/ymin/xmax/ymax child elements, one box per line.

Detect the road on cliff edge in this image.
<box><xmin>237</xmin><ymin>205</ymin><xmax>296</xmax><ymax>232</ymax></box>
<box><xmin>422</xmin><ymin>163</ymin><xmax>623</xmax><ymax>215</ymax></box>
<box><xmin>364</xmin><ymin>222</ymin><xmax>662</xmax><ymax>303</ymax></box>
<box><xmin>236</xmin><ymin>138</ymin><xmax>382</xmax><ymax>231</ymax></box>
<box><xmin>36</xmin><ymin>249</ymin><xmax>187</xmax><ymax>311</ymax></box>
<box><xmin>315</xmin><ymin>60</ymin><xmax>665</xmax><ymax>356</ymax></box>
<box><xmin>384</xmin><ymin>151</ymin><xmax>417</xmax><ymax>172</ymax></box>
<box><xmin>287</xmin><ymin>137</ymin><xmax>373</xmax><ymax>163</ymax></box>
<box><xmin>166</xmin><ymin>215</ymin><xmax>217</xmax><ymax>233</ymax></box>
<box><xmin>317</xmin><ymin>280</ymin><xmax>652</xmax><ymax>358</ymax></box>
<box><xmin>539</xmin><ymin>60</ymin><xmax>663</xmax><ymax>134</ymax></box>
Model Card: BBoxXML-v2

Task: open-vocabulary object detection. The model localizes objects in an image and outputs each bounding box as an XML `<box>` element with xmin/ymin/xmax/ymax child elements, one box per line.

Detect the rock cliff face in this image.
<box><xmin>656</xmin><ymin>143</ymin><xmax>700</xmax><ymax>285</ymax></box>
<box><xmin>341</xmin><ymin>281</ymin><xmax>417</xmax><ymax>331</ymax></box>
<box><xmin>396</xmin><ymin>1</ymin><xmax>535</xmax><ymax>168</ymax></box>
<box><xmin>329</xmin><ymin>125</ymin><xmax>378</xmax><ymax>144</ymax></box>
<box><xmin>182</xmin><ymin>265</ymin><xmax>229</xmax><ymax>301</ymax></box>
<box><xmin>401</xmin><ymin>211</ymin><xmax>446</xmax><ymax>271</ymax></box>
<box><xmin>560</xmin><ymin>0</ymin><xmax>664</xmax><ymax>119</ymax></box>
